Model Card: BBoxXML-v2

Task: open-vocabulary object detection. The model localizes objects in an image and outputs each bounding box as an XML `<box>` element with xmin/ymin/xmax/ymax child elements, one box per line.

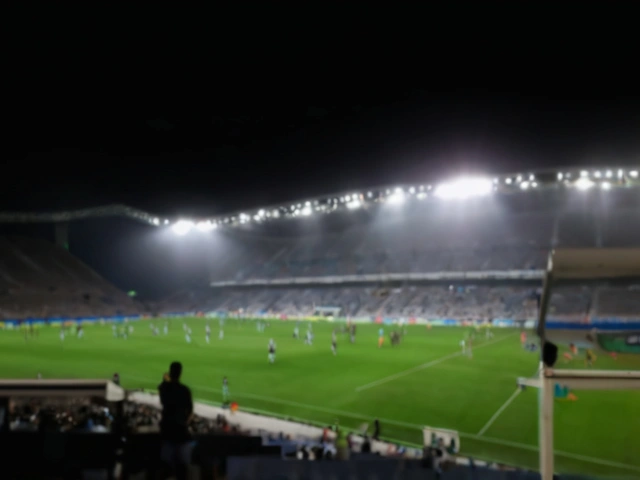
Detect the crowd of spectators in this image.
<box><xmin>0</xmin><ymin>236</ymin><xmax>144</xmax><ymax>320</ymax></box>
<box><xmin>161</xmin><ymin>284</ymin><xmax>639</xmax><ymax>319</ymax></box>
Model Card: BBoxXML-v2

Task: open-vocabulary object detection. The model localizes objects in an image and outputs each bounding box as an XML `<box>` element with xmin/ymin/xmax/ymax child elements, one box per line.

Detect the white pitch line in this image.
<box><xmin>355</xmin><ymin>332</ymin><xmax>516</xmax><ymax>392</ymax></box>
<box><xmin>477</xmin><ymin>388</ymin><xmax>522</xmax><ymax>436</ymax></box>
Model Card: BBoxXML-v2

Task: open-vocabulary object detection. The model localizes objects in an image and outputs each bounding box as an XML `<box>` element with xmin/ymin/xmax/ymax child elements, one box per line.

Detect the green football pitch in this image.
<box><xmin>1</xmin><ymin>319</ymin><xmax>639</xmax><ymax>477</ymax></box>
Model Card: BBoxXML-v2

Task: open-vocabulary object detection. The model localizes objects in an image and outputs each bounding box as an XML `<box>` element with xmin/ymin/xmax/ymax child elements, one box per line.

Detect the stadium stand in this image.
<box><xmin>0</xmin><ymin>236</ymin><xmax>144</xmax><ymax>320</ymax></box>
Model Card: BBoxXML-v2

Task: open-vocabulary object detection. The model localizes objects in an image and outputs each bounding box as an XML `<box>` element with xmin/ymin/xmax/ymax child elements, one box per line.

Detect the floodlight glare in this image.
<box><xmin>171</xmin><ymin>220</ymin><xmax>193</xmax><ymax>235</ymax></box>
<box><xmin>575</xmin><ymin>177</ymin><xmax>595</xmax><ymax>190</ymax></box>
<box><xmin>386</xmin><ymin>191</ymin><xmax>405</xmax><ymax>205</ymax></box>
<box><xmin>347</xmin><ymin>199</ymin><xmax>361</xmax><ymax>209</ymax></box>
<box><xmin>601</xmin><ymin>181</ymin><xmax>611</xmax><ymax>190</ymax></box>
<box><xmin>434</xmin><ymin>178</ymin><xmax>492</xmax><ymax>200</ymax></box>
<box><xmin>301</xmin><ymin>206</ymin><xmax>312</xmax><ymax>216</ymax></box>
<box><xmin>520</xmin><ymin>181</ymin><xmax>530</xmax><ymax>190</ymax></box>
<box><xmin>630</xmin><ymin>170</ymin><xmax>638</xmax><ymax>178</ymax></box>
<box><xmin>196</xmin><ymin>221</ymin><xmax>216</xmax><ymax>232</ymax></box>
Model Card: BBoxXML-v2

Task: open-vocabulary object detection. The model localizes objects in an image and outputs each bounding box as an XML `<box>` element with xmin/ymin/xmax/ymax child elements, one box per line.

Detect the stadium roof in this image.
<box><xmin>1</xmin><ymin>166</ymin><xmax>638</xmax><ymax>231</ymax></box>
<box><xmin>549</xmin><ymin>248</ymin><xmax>640</xmax><ymax>280</ymax></box>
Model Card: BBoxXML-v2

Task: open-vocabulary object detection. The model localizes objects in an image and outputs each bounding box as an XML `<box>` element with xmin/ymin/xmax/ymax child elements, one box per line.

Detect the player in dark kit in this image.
<box><xmin>268</xmin><ymin>339</ymin><xmax>276</xmax><ymax>363</ymax></box>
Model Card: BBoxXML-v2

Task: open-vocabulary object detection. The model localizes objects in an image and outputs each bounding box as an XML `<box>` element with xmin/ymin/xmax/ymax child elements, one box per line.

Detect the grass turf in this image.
<box><xmin>1</xmin><ymin>318</ymin><xmax>639</xmax><ymax>477</ymax></box>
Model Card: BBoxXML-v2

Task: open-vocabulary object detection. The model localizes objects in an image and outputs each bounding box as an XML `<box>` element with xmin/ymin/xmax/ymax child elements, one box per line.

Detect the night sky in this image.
<box><xmin>3</xmin><ymin>4</ymin><xmax>640</xmax><ymax>297</ymax></box>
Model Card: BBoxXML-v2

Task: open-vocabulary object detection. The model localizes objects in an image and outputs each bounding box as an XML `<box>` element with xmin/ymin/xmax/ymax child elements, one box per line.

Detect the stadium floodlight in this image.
<box><xmin>152</xmin><ymin>218</ymin><xmax>160</xmax><ymax>226</ymax></box>
<box><xmin>605</xmin><ymin>170</ymin><xmax>613</xmax><ymax>178</ymax></box>
<box><xmin>529</xmin><ymin>174</ymin><xmax>535</xmax><ymax>181</ymax></box>
<box><xmin>347</xmin><ymin>199</ymin><xmax>361</xmax><ymax>209</ymax></box>
<box><xmin>594</xmin><ymin>171</ymin><xmax>602</xmax><ymax>178</ymax></box>
<box><xmin>301</xmin><ymin>206</ymin><xmax>312</xmax><ymax>216</ymax></box>
<box><xmin>409</xmin><ymin>186</ymin><xmax>415</xmax><ymax>194</ymax></box>
<box><xmin>505</xmin><ymin>178</ymin><xmax>513</xmax><ymax>184</ymax></box>
<box><xmin>386</xmin><ymin>189</ymin><xmax>405</xmax><ymax>205</ymax></box>
<box><xmin>434</xmin><ymin>177</ymin><xmax>492</xmax><ymax>200</ymax></box>
<box><xmin>601</xmin><ymin>181</ymin><xmax>611</xmax><ymax>190</ymax></box>
<box><xmin>557</xmin><ymin>172</ymin><xmax>563</xmax><ymax>180</ymax></box>
<box><xmin>531</xmin><ymin>181</ymin><xmax>538</xmax><ymax>188</ymax></box>
<box><xmin>417</xmin><ymin>192</ymin><xmax>427</xmax><ymax>200</ymax></box>
<box><xmin>196</xmin><ymin>220</ymin><xmax>216</xmax><ymax>232</ymax></box>
<box><xmin>580</xmin><ymin>170</ymin><xmax>589</xmax><ymax>177</ymax></box>
<box><xmin>630</xmin><ymin>170</ymin><xmax>638</xmax><ymax>178</ymax></box>
<box><xmin>239</xmin><ymin>213</ymin><xmax>250</xmax><ymax>223</ymax></box>
<box><xmin>519</xmin><ymin>181</ymin><xmax>530</xmax><ymax>190</ymax></box>
<box><xmin>171</xmin><ymin>220</ymin><xmax>193</xmax><ymax>235</ymax></box>
<box><xmin>575</xmin><ymin>177</ymin><xmax>595</xmax><ymax>190</ymax></box>
<box><xmin>618</xmin><ymin>169</ymin><xmax>624</xmax><ymax>178</ymax></box>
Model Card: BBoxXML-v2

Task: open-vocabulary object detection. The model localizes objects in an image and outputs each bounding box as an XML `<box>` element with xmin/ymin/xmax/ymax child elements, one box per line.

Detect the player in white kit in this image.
<box><xmin>205</xmin><ymin>323</ymin><xmax>211</xmax><ymax>343</ymax></box>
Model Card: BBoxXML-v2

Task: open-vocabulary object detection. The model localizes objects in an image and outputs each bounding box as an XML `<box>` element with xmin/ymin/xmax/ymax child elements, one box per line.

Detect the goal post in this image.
<box><xmin>536</xmin><ymin>248</ymin><xmax>640</xmax><ymax>480</ymax></box>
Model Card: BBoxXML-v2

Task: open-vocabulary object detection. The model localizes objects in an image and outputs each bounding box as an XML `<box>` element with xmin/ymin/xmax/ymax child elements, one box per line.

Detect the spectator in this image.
<box><xmin>158</xmin><ymin>361</ymin><xmax>193</xmax><ymax>480</ymax></box>
<box><xmin>373</xmin><ymin>418</ymin><xmax>380</xmax><ymax>440</ymax></box>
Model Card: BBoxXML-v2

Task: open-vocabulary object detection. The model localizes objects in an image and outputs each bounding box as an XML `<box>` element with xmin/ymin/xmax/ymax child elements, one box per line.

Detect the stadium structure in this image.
<box><xmin>1</xmin><ymin>166</ymin><xmax>639</xmax><ymax>479</ymax></box>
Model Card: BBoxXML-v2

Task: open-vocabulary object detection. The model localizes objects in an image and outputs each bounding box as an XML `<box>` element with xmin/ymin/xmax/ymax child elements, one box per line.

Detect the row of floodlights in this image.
<box><xmin>167</xmin><ymin>169</ymin><xmax>638</xmax><ymax>234</ymax></box>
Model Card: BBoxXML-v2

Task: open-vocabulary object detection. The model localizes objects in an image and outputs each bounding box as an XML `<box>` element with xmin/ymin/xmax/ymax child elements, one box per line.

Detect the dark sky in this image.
<box><xmin>4</xmin><ymin>3</ymin><xmax>639</xmax><ymax>216</ymax></box>
<box><xmin>3</xmin><ymin>4</ymin><xmax>640</xmax><ymax>298</ymax></box>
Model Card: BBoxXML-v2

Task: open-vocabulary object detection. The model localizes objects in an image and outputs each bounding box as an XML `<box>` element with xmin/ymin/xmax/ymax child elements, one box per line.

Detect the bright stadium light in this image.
<box><xmin>434</xmin><ymin>177</ymin><xmax>492</xmax><ymax>200</ymax></box>
<box><xmin>196</xmin><ymin>221</ymin><xmax>216</xmax><ymax>232</ymax></box>
<box><xmin>301</xmin><ymin>205</ymin><xmax>312</xmax><ymax>216</ymax></box>
<box><xmin>580</xmin><ymin>170</ymin><xmax>589</xmax><ymax>177</ymax></box>
<box><xmin>575</xmin><ymin>177</ymin><xmax>595</xmax><ymax>190</ymax></box>
<box><xmin>630</xmin><ymin>170</ymin><xmax>639</xmax><ymax>178</ymax></box>
<box><xmin>171</xmin><ymin>220</ymin><xmax>193</xmax><ymax>235</ymax></box>
<box><xmin>557</xmin><ymin>172</ymin><xmax>563</xmax><ymax>180</ymax></box>
<box><xmin>605</xmin><ymin>170</ymin><xmax>613</xmax><ymax>178</ymax></box>
<box><xmin>386</xmin><ymin>189</ymin><xmax>405</xmax><ymax>205</ymax></box>
<box><xmin>601</xmin><ymin>181</ymin><xmax>611</xmax><ymax>190</ymax></box>
<box><xmin>594</xmin><ymin>171</ymin><xmax>602</xmax><ymax>178</ymax></box>
<box><xmin>505</xmin><ymin>178</ymin><xmax>513</xmax><ymax>185</ymax></box>
<box><xmin>520</xmin><ymin>181</ymin><xmax>530</xmax><ymax>190</ymax></box>
<box><xmin>347</xmin><ymin>199</ymin><xmax>361</xmax><ymax>209</ymax></box>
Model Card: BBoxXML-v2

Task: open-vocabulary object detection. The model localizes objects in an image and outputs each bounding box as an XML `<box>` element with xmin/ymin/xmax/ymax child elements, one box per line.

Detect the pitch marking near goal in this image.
<box><xmin>477</xmin><ymin>388</ymin><xmax>522</xmax><ymax>436</ymax></box>
<box><xmin>477</xmin><ymin>365</ymin><xmax>541</xmax><ymax>436</ymax></box>
<box><xmin>354</xmin><ymin>333</ymin><xmax>516</xmax><ymax>392</ymax></box>
<box><xmin>126</xmin><ymin>374</ymin><xmax>639</xmax><ymax>473</ymax></box>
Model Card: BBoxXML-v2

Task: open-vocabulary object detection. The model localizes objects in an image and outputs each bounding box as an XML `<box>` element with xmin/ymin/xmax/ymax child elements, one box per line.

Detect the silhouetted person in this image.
<box><xmin>159</xmin><ymin>361</ymin><xmax>193</xmax><ymax>480</ymax></box>
<box><xmin>373</xmin><ymin>418</ymin><xmax>380</xmax><ymax>440</ymax></box>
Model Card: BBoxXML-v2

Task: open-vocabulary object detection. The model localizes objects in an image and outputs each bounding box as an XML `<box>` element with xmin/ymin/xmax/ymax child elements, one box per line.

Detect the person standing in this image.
<box><xmin>158</xmin><ymin>362</ymin><xmax>193</xmax><ymax>480</ymax></box>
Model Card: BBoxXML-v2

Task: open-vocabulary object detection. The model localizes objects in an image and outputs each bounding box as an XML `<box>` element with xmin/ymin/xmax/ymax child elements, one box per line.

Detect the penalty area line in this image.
<box><xmin>477</xmin><ymin>388</ymin><xmax>522</xmax><ymax>436</ymax></box>
<box><xmin>355</xmin><ymin>332</ymin><xmax>516</xmax><ymax>392</ymax></box>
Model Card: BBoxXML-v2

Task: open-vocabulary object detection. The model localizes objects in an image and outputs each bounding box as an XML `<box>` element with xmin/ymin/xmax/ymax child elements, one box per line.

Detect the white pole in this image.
<box><xmin>539</xmin><ymin>364</ymin><xmax>554</xmax><ymax>480</ymax></box>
